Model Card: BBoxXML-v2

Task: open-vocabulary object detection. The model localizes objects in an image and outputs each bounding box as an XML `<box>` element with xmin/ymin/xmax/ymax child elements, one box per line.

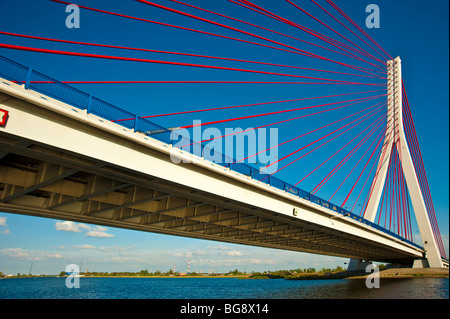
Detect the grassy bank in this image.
<box><xmin>246</xmin><ymin>268</ymin><xmax>449</xmax><ymax>280</ymax></box>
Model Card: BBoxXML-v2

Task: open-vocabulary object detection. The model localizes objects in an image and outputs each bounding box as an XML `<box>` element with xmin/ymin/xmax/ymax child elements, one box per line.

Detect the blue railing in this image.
<box><xmin>0</xmin><ymin>55</ymin><xmax>423</xmax><ymax>251</ymax></box>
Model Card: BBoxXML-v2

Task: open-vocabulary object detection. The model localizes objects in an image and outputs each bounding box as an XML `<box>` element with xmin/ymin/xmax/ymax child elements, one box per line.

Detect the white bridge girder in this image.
<box><xmin>0</xmin><ymin>76</ymin><xmax>427</xmax><ymax>264</ymax></box>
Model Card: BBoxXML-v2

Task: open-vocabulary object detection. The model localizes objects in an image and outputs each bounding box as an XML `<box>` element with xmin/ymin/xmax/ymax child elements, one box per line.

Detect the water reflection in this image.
<box><xmin>267</xmin><ymin>278</ymin><xmax>449</xmax><ymax>299</ymax></box>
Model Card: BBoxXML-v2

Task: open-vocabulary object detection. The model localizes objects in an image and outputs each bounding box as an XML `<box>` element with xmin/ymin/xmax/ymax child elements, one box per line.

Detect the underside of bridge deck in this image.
<box><xmin>0</xmin><ymin>130</ymin><xmax>418</xmax><ymax>265</ymax></box>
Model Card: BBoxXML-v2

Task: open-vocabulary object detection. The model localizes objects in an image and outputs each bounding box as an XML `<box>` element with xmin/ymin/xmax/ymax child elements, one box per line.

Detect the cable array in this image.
<box><xmin>0</xmin><ymin>0</ymin><xmax>444</xmax><ymax>252</ymax></box>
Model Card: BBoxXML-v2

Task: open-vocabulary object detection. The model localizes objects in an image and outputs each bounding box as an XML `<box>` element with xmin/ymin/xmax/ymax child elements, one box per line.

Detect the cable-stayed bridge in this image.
<box><xmin>0</xmin><ymin>0</ymin><xmax>447</xmax><ymax>269</ymax></box>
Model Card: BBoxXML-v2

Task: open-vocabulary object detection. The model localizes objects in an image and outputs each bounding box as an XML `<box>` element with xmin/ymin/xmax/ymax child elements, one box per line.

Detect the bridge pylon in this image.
<box><xmin>349</xmin><ymin>57</ymin><xmax>444</xmax><ymax>269</ymax></box>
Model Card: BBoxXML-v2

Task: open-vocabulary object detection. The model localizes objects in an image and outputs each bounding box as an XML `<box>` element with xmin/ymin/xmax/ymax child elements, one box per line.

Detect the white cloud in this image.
<box><xmin>73</xmin><ymin>244</ymin><xmax>97</xmax><ymax>249</ymax></box>
<box><xmin>114</xmin><ymin>245</ymin><xmax>136</xmax><ymax>251</ymax></box>
<box><xmin>227</xmin><ymin>250</ymin><xmax>243</xmax><ymax>256</ymax></box>
<box><xmin>205</xmin><ymin>258</ymin><xmax>275</xmax><ymax>266</ymax></box>
<box><xmin>47</xmin><ymin>253</ymin><xmax>63</xmax><ymax>259</ymax></box>
<box><xmin>55</xmin><ymin>221</ymin><xmax>90</xmax><ymax>232</ymax></box>
<box><xmin>0</xmin><ymin>217</ymin><xmax>7</xmax><ymax>226</ymax></box>
<box><xmin>207</xmin><ymin>245</ymin><xmax>232</xmax><ymax>250</ymax></box>
<box><xmin>55</xmin><ymin>221</ymin><xmax>114</xmax><ymax>238</ymax></box>
<box><xmin>0</xmin><ymin>248</ymin><xmax>63</xmax><ymax>261</ymax></box>
<box><xmin>173</xmin><ymin>250</ymin><xmax>208</xmax><ymax>258</ymax></box>
<box><xmin>0</xmin><ymin>217</ymin><xmax>9</xmax><ymax>234</ymax></box>
<box><xmin>86</xmin><ymin>230</ymin><xmax>114</xmax><ymax>238</ymax></box>
<box><xmin>71</xmin><ymin>244</ymin><xmax>115</xmax><ymax>253</ymax></box>
<box><xmin>110</xmin><ymin>256</ymin><xmax>134</xmax><ymax>262</ymax></box>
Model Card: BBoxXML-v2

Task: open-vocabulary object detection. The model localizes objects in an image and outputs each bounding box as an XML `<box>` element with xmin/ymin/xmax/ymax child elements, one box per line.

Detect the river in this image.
<box><xmin>0</xmin><ymin>276</ymin><xmax>447</xmax><ymax>299</ymax></box>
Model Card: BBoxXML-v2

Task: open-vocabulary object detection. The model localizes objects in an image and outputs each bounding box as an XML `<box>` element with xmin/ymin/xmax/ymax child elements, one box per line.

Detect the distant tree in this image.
<box><xmin>139</xmin><ymin>269</ymin><xmax>150</xmax><ymax>276</ymax></box>
<box><xmin>229</xmin><ymin>269</ymin><xmax>241</xmax><ymax>275</ymax></box>
<box><xmin>334</xmin><ymin>266</ymin><xmax>344</xmax><ymax>272</ymax></box>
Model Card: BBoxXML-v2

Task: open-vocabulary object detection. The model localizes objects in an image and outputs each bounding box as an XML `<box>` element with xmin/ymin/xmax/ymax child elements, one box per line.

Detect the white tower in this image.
<box><xmin>352</xmin><ymin>57</ymin><xmax>443</xmax><ymax>269</ymax></box>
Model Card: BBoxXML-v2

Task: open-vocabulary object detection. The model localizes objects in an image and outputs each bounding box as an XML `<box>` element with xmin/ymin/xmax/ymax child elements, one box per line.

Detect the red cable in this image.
<box><xmin>329</xmin><ymin>117</ymin><xmax>386</xmax><ymax>202</ymax></box>
<box><xmin>326</xmin><ymin>0</ymin><xmax>393</xmax><ymax>61</ymax></box>
<box><xmin>0</xmin><ymin>31</ymin><xmax>378</xmax><ymax>80</ymax></box>
<box><xmin>285</xmin><ymin>0</ymin><xmax>385</xmax><ymax>71</ymax></box>
<box><xmin>376</xmin><ymin>161</ymin><xmax>388</xmax><ymax>224</ymax></box>
<box><xmin>397</xmin><ymin>141</ymin><xmax>409</xmax><ymax>239</ymax></box>
<box><xmin>361</xmin><ymin>118</ymin><xmax>395</xmax><ymax>217</ymax></box>
<box><xmin>294</xmin><ymin>105</ymin><xmax>379</xmax><ymax>186</ymax></box>
<box><xmin>294</xmin><ymin>111</ymin><xmax>386</xmax><ymax>187</ymax></box>
<box><xmin>227</xmin><ymin>0</ymin><xmax>385</xmax><ymax>78</ymax></box>
<box><xmin>341</xmin><ymin>126</ymin><xmax>385</xmax><ymax>207</ymax></box>
<box><xmin>229</xmin><ymin>0</ymin><xmax>386</xmax><ymax>79</ymax></box>
<box><xmin>353</xmin><ymin>124</ymin><xmax>386</xmax><ymax>214</ymax></box>
<box><xmin>15</xmin><ymin>80</ymin><xmax>379</xmax><ymax>85</ymax></box>
<box><xmin>49</xmin><ymin>0</ymin><xmax>358</xmax><ymax>69</ymax></box>
<box><xmin>182</xmin><ymin>96</ymin><xmax>380</xmax><ymax>149</ymax></box>
<box><xmin>179</xmin><ymin>94</ymin><xmax>385</xmax><ymax>129</ymax></box>
<box><xmin>270</xmin><ymin>111</ymin><xmax>385</xmax><ymax>179</ymax></box>
<box><xmin>399</xmin><ymin>149</ymin><xmax>405</xmax><ymax>238</ymax></box>
<box><xmin>309</xmin><ymin>0</ymin><xmax>386</xmax><ymax>65</ymax></box>
<box><xmin>403</xmin><ymin>83</ymin><xmax>446</xmax><ymax>256</ymax></box>
<box><xmin>388</xmin><ymin>147</ymin><xmax>395</xmax><ymax>231</ymax></box>
<box><xmin>272</xmin><ymin>103</ymin><xmax>386</xmax><ymax>177</ymax></box>
<box><xmin>310</xmin><ymin>111</ymin><xmax>386</xmax><ymax>194</ymax></box>
<box><xmin>0</xmin><ymin>44</ymin><xmax>384</xmax><ymax>87</ymax></box>
<box><xmin>311</xmin><ymin>111</ymin><xmax>385</xmax><ymax>194</ymax></box>
<box><xmin>239</xmin><ymin>100</ymin><xmax>382</xmax><ymax>163</ymax></box>
<box><xmin>236</xmin><ymin>0</ymin><xmax>387</xmax><ymax>75</ymax></box>
<box><xmin>404</xmin><ymin>177</ymin><xmax>413</xmax><ymax>241</ymax></box>
<box><xmin>378</xmin><ymin>161</ymin><xmax>390</xmax><ymax>225</ymax></box>
<box><xmin>145</xmin><ymin>90</ymin><xmax>384</xmax><ymax>118</ymax></box>
<box><xmin>137</xmin><ymin>0</ymin><xmax>383</xmax><ymax>76</ymax></box>
<box><xmin>394</xmin><ymin>146</ymin><xmax>402</xmax><ymax>235</ymax></box>
<box><xmin>169</xmin><ymin>0</ymin><xmax>379</xmax><ymax>69</ymax></box>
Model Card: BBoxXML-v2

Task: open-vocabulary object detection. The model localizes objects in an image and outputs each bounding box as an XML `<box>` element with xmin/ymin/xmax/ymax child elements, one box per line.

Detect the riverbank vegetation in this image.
<box><xmin>246</xmin><ymin>265</ymin><xmax>354</xmax><ymax>279</ymax></box>
<box><xmin>4</xmin><ymin>264</ymin><xmax>446</xmax><ymax>279</ymax></box>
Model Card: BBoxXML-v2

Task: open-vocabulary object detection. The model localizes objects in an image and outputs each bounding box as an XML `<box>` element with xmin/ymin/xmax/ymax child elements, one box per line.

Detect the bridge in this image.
<box><xmin>0</xmin><ymin>0</ymin><xmax>447</xmax><ymax>269</ymax></box>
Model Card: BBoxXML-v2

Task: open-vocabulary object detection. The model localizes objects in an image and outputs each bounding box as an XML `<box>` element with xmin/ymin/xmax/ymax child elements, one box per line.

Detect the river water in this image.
<box><xmin>0</xmin><ymin>276</ymin><xmax>447</xmax><ymax>299</ymax></box>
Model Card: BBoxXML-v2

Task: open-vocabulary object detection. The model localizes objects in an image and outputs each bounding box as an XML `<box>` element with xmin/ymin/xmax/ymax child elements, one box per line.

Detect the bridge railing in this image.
<box><xmin>0</xmin><ymin>55</ymin><xmax>423</xmax><ymax>251</ymax></box>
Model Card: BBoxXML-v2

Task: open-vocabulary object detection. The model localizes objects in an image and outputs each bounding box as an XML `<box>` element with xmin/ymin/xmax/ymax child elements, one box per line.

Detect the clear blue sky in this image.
<box><xmin>0</xmin><ymin>0</ymin><xmax>448</xmax><ymax>275</ymax></box>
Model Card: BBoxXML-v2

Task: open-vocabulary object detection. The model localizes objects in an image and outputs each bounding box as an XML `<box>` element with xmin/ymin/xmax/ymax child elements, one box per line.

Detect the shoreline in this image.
<box><xmin>83</xmin><ymin>275</ymin><xmax>245</xmax><ymax>279</ymax></box>
<box><xmin>245</xmin><ymin>268</ymin><xmax>449</xmax><ymax>280</ymax></box>
<box><xmin>351</xmin><ymin>268</ymin><xmax>450</xmax><ymax>279</ymax></box>
<box><xmin>2</xmin><ymin>269</ymin><xmax>448</xmax><ymax>280</ymax></box>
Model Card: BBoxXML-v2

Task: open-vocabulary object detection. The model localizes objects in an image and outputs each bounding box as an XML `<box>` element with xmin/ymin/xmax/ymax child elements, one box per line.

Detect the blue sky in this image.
<box><xmin>0</xmin><ymin>0</ymin><xmax>448</xmax><ymax>275</ymax></box>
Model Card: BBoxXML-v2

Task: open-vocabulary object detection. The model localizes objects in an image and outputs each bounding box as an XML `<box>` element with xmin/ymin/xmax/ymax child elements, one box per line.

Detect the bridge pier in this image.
<box><xmin>347</xmin><ymin>258</ymin><xmax>447</xmax><ymax>270</ymax></box>
<box><xmin>412</xmin><ymin>258</ymin><xmax>430</xmax><ymax>268</ymax></box>
<box><xmin>347</xmin><ymin>258</ymin><xmax>372</xmax><ymax>272</ymax></box>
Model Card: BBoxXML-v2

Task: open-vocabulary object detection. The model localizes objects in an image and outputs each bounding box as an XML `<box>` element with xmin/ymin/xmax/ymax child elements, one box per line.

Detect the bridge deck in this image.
<box><xmin>0</xmin><ymin>64</ymin><xmax>427</xmax><ymax>264</ymax></box>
